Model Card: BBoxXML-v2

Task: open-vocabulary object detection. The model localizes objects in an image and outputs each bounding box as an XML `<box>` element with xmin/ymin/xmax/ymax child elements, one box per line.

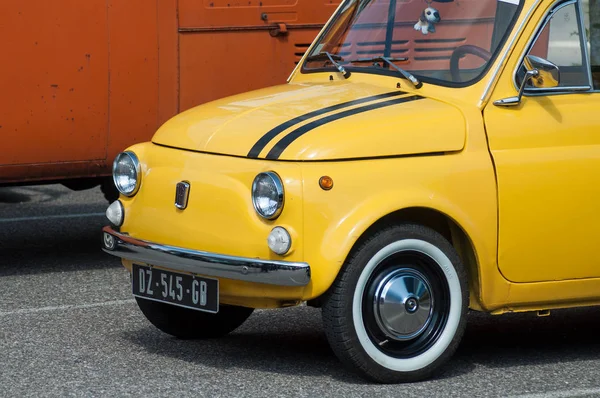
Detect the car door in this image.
<box><xmin>483</xmin><ymin>0</ymin><xmax>600</xmax><ymax>283</ymax></box>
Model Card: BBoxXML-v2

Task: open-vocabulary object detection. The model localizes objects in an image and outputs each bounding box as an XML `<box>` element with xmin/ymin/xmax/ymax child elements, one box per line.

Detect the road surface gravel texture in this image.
<box><xmin>1</xmin><ymin>185</ymin><xmax>600</xmax><ymax>397</ymax></box>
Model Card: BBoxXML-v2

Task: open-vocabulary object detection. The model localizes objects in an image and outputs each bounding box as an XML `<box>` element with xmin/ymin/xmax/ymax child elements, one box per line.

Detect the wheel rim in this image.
<box><xmin>373</xmin><ymin>268</ymin><xmax>434</xmax><ymax>341</ymax></box>
<box><xmin>362</xmin><ymin>250</ymin><xmax>451</xmax><ymax>359</ymax></box>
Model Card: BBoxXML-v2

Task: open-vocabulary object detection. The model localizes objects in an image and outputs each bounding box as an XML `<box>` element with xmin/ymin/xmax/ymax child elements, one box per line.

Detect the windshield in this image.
<box><xmin>302</xmin><ymin>0</ymin><xmax>523</xmax><ymax>86</ymax></box>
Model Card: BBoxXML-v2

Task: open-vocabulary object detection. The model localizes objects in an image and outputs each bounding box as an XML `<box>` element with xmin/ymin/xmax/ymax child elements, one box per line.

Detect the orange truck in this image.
<box><xmin>0</xmin><ymin>0</ymin><xmax>339</xmax><ymax>201</ymax></box>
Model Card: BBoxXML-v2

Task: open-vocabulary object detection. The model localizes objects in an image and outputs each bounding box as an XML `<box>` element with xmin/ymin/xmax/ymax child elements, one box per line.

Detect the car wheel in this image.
<box><xmin>135</xmin><ymin>297</ymin><xmax>254</xmax><ymax>339</ymax></box>
<box><xmin>322</xmin><ymin>223</ymin><xmax>468</xmax><ymax>383</ymax></box>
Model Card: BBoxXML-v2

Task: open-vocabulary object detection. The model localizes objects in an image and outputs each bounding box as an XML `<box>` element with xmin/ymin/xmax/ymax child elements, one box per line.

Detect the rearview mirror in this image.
<box><xmin>523</xmin><ymin>55</ymin><xmax>560</xmax><ymax>88</ymax></box>
<box><xmin>494</xmin><ymin>55</ymin><xmax>560</xmax><ymax>107</ymax></box>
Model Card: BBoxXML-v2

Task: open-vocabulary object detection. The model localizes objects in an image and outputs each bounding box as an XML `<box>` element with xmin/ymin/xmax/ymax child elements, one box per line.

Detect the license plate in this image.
<box><xmin>132</xmin><ymin>264</ymin><xmax>219</xmax><ymax>313</ymax></box>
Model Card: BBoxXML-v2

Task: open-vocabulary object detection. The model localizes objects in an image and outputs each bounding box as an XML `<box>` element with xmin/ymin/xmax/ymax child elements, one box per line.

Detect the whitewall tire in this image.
<box><xmin>321</xmin><ymin>223</ymin><xmax>469</xmax><ymax>383</ymax></box>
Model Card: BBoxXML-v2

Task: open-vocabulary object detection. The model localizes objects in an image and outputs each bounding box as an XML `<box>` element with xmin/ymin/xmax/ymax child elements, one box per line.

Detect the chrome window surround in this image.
<box><xmin>510</xmin><ymin>0</ymin><xmax>595</xmax><ymax>97</ymax></box>
<box><xmin>112</xmin><ymin>151</ymin><xmax>142</xmax><ymax>197</ymax></box>
<box><xmin>101</xmin><ymin>226</ymin><xmax>311</xmax><ymax>287</ymax></box>
<box><xmin>479</xmin><ymin>0</ymin><xmax>543</xmax><ymax>107</ymax></box>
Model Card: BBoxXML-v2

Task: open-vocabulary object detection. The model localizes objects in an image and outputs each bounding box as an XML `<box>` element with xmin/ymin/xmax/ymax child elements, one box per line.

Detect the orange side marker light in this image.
<box><xmin>319</xmin><ymin>176</ymin><xmax>334</xmax><ymax>191</ymax></box>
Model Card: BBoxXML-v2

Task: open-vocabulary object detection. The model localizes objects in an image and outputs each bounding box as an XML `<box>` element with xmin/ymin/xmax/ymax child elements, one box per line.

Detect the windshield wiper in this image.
<box><xmin>350</xmin><ymin>56</ymin><xmax>422</xmax><ymax>89</ymax></box>
<box><xmin>305</xmin><ymin>52</ymin><xmax>351</xmax><ymax>79</ymax></box>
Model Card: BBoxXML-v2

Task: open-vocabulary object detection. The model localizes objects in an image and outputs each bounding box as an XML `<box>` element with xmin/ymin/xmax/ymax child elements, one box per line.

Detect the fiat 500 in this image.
<box><xmin>101</xmin><ymin>0</ymin><xmax>600</xmax><ymax>383</ymax></box>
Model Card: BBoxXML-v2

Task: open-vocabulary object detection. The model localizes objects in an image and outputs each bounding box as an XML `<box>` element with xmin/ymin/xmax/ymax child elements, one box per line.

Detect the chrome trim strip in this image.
<box><xmin>479</xmin><ymin>0</ymin><xmax>543</xmax><ymax>107</ymax></box>
<box><xmin>101</xmin><ymin>226</ymin><xmax>311</xmax><ymax>287</ymax></box>
<box><xmin>576</xmin><ymin>0</ymin><xmax>594</xmax><ymax>88</ymax></box>
<box><xmin>519</xmin><ymin>85</ymin><xmax>592</xmax><ymax>95</ymax></box>
<box><xmin>286</xmin><ymin>0</ymin><xmax>346</xmax><ymax>82</ymax></box>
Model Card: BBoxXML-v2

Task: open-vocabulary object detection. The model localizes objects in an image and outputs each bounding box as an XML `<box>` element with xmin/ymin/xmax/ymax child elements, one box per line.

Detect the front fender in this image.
<box><xmin>300</xmin><ymin>152</ymin><xmax>498</xmax><ymax>300</ymax></box>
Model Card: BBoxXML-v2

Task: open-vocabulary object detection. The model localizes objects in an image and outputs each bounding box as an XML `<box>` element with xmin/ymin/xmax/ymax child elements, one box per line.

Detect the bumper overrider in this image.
<box><xmin>101</xmin><ymin>226</ymin><xmax>311</xmax><ymax>287</ymax></box>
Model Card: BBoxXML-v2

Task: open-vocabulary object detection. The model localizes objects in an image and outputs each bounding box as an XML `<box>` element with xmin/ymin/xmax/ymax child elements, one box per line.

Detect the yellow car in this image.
<box><xmin>102</xmin><ymin>0</ymin><xmax>600</xmax><ymax>383</ymax></box>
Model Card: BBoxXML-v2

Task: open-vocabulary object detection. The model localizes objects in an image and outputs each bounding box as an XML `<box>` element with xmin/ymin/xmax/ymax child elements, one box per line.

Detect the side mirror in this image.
<box><xmin>494</xmin><ymin>55</ymin><xmax>560</xmax><ymax>107</ymax></box>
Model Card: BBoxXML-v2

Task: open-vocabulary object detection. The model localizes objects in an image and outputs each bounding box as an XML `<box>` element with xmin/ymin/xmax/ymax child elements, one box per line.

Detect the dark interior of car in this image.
<box><xmin>592</xmin><ymin>65</ymin><xmax>600</xmax><ymax>90</ymax></box>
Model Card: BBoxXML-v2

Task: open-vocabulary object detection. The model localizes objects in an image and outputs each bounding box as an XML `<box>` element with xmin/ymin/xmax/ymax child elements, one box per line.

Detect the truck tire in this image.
<box><xmin>321</xmin><ymin>223</ymin><xmax>468</xmax><ymax>383</ymax></box>
<box><xmin>135</xmin><ymin>297</ymin><xmax>254</xmax><ymax>339</ymax></box>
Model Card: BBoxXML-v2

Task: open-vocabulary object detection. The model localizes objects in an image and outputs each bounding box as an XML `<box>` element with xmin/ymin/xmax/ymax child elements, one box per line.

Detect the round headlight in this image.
<box><xmin>112</xmin><ymin>151</ymin><xmax>141</xmax><ymax>197</ymax></box>
<box><xmin>252</xmin><ymin>171</ymin><xmax>284</xmax><ymax>219</ymax></box>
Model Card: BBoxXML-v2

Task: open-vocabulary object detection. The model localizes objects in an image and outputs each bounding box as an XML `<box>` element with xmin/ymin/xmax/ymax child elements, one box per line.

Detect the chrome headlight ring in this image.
<box><xmin>112</xmin><ymin>151</ymin><xmax>141</xmax><ymax>197</ymax></box>
<box><xmin>252</xmin><ymin>171</ymin><xmax>284</xmax><ymax>220</ymax></box>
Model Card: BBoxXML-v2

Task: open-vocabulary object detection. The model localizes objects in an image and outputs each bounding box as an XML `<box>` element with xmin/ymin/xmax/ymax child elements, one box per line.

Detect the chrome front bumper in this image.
<box><xmin>101</xmin><ymin>226</ymin><xmax>311</xmax><ymax>287</ymax></box>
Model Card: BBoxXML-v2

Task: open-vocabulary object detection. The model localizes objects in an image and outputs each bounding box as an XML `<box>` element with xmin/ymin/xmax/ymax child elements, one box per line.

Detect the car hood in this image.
<box><xmin>152</xmin><ymin>82</ymin><xmax>465</xmax><ymax>161</ymax></box>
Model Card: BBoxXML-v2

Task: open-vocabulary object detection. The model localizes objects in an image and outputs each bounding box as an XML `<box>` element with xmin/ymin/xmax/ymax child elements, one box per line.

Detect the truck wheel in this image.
<box><xmin>322</xmin><ymin>223</ymin><xmax>468</xmax><ymax>383</ymax></box>
<box><xmin>135</xmin><ymin>297</ymin><xmax>254</xmax><ymax>339</ymax></box>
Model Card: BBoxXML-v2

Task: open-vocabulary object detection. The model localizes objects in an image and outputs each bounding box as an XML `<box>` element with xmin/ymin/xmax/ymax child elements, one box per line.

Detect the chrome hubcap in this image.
<box><xmin>373</xmin><ymin>268</ymin><xmax>433</xmax><ymax>341</ymax></box>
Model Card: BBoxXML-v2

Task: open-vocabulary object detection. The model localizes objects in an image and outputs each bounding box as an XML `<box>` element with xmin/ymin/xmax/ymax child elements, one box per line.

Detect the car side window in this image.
<box><xmin>517</xmin><ymin>1</ymin><xmax>590</xmax><ymax>89</ymax></box>
<box><xmin>530</xmin><ymin>2</ymin><xmax>589</xmax><ymax>87</ymax></box>
<box><xmin>582</xmin><ymin>0</ymin><xmax>600</xmax><ymax>89</ymax></box>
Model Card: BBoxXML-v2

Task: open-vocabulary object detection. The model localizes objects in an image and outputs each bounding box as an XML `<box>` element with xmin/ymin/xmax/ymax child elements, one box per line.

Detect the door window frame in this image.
<box><xmin>511</xmin><ymin>0</ymin><xmax>595</xmax><ymax>96</ymax></box>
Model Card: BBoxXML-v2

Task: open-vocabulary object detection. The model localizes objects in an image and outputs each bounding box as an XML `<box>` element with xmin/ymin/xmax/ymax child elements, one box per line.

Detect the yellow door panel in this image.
<box><xmin>484</xmin><ymin>92</ymin><xmax>600</xmax><ymax>282</ymax></box>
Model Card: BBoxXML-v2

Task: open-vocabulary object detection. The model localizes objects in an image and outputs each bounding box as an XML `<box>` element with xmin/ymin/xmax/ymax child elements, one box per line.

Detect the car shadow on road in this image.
<box><xmin>455</xmin><ymin>307</ymin><xmax>600</xmax><ymax>368</ymax></box>
<box><xmin>0</xmin><ymin>188</ymin><xmax>32</xmax><ymax>204</ymax></box>
<box><xmin>0</xmin><ymin>185</ymin><xmax>73</xmax><ymax>204</ymax></box>
<box><xmin>121</xmin><ymin>305</ymin><xmax>475</xmax><ymax>384</ymax></box>
<box><xmin>0</xmin><ymin>215</ymin><xmax>120</xmax><ymax>277</ymax></box>
<box><xmin>123</xmin><ymin>305</ymin><xmax>600</xmax><ymax>384</ymax></box>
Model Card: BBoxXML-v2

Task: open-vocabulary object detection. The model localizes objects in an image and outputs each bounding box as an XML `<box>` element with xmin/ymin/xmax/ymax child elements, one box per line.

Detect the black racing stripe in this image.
<box><xmin>246</xmin><ymin>91</ymin><xmax>406</xmax><ymax>158</ymax></box>
<box><xmin>265</xmin><ymin>95</ymin><xmax>424</xmax><ymax>160</ymax></box>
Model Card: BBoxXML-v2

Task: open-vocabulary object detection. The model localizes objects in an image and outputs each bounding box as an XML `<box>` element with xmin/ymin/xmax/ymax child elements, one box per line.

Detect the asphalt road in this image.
<box><xmin>2</xmin><ymin>184</ymin><xmax>600</xmax><ymax>397</ymax></box>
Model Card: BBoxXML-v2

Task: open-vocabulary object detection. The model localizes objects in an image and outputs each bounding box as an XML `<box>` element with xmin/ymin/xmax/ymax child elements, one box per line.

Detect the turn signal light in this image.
<box><xmin>267</xmin><ymin>227</ymin><xmax>291</xmax><ymax>255</ymax></box>
<box><xmin>106</xmin><ymin>200</ymin><xmax>124</xmax><ymax>227</ymax></box>
<box><xmin>319</xmin><ymin>176</ymin><xmax>334</xmax><ymax>190</ymax></box>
